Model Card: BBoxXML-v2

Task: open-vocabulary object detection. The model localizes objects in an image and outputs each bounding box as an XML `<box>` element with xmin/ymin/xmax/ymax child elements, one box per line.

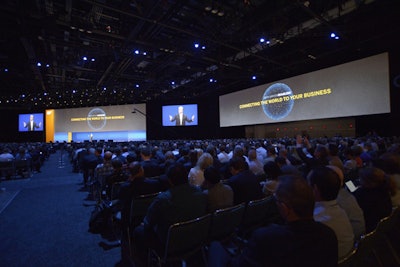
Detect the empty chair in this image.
<box><xmin>148</xmin><ymin>213</ymin><xmax>212</xmax><ymax>267</ymax></box>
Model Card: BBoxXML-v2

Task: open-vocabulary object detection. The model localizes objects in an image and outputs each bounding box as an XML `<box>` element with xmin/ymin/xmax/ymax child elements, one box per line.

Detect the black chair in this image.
<box><xmin>0</xmin><ymin>159</ymin><xmax>15</xmax><ymax>179</ymax></box>
<box><xmin>208</xmin><ymin>203</ymin><xmax>245</xmax><ymax>243</ymax></box>
<box><xmin>238</xmin><ymin>196</ymin><xmax>276</xmax><ymax>240</ymax></box>
<box><xmin>125</xmin><ymin>192</ymin><xmax>161</xmax><ymax>259</ymax></box>
<box><xmin>148</xmin><ymin>214</ymin><xmax>212</xmax><ymax>267</ymax></box>
<box><xmin>14</xmin><ymin>158</ymin><xmax>32</xmax><ymax>178</ymax></box>
<box><xmin>339</xmin><ymin>209</ymin><xmax>400</xmax><ymax>267</ymax></box>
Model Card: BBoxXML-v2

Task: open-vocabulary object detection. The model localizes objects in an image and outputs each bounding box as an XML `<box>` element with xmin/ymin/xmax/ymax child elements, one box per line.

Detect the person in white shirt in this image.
<box><xmin>188</xmin><ymin>152</ymin><xmax>213</xmax><ymax>187</ymax></box>
<box><xmin>307</xmin><ymin>166</ymin><xmax>355</xmax><ymax>260</ymax></box>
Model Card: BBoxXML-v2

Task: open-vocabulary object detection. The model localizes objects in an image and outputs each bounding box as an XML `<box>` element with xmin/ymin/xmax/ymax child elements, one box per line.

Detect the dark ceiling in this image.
<box><xmin>0</xmin><ymin>0</ymin><xmax>399</xmax><ymax>110</ymax></box>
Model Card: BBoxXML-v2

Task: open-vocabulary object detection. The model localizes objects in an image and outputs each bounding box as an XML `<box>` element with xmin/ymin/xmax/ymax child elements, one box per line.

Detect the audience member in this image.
<box><xmin>307</xmin><ymin>166</ymin><xmax>354</xmax><ymax>259</ymax></box>
<box><xmin>202</xmin><ymin>166</ymin><xmax>233</xmax><ymax>212</ymax></box>
<box><xmin>247</xmin><ymin>148</ymin><xmax>264</xmax><ymax>176</ymax></box>
<box><xmin>262</xmin><ymin>161</ymin><xmax>282</xmax><ymax>196</ymax></box>
<box><xmin>208</xmin><ymin>175</ymin><xmax>338</xmax><ymax>267</ymax></box>
<box><xmin>131</xmin><ymin>163</ymin><xmax>207</xmax><ymax>266</ymax></box>
<box><xmin>188</xmin><ymin>152</ymin><xmax>214</xmax><ymax>187</ymax></box>
<box><xmin>225</xmin><ymin>156</ymin><xmax>263</xmax><ymax>205</ymax></box>
<box><xmin>353</xmin><ymin>167</ymin><xmax>393</xmax><ymax>233</ymax></box>
<box><xmin>328</xmin><ymin>165</ymin><xmax>366</xmax><ymax>241</ymax></box>
<box><xmin>139</xmin><ymin>145</ymin><xmax>162</xmax><ymax>178</ymax></box>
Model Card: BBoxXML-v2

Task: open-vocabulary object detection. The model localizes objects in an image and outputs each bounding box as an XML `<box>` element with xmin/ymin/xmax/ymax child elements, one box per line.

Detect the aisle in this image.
<box><xmin>0</xmin><ymin>150</ymin><xmax>120</xmax><ymax>267</ymax></box>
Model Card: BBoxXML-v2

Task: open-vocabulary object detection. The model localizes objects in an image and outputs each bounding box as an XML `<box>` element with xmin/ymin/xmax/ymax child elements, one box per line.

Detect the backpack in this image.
<box><xmin>88</xmin><ymin>202</ymin><xmax>113</xmax><ymax>235</ymax></box>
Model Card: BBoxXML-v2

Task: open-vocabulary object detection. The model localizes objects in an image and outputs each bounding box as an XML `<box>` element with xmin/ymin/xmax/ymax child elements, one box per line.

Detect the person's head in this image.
<box><xmin>229</xmin><ymin>156</ymin><xmax>247</xmax><ymax>175</ymax></box>
<box><xmin>167</xmin><ymin>162</ymin><xmax>188</xmax><ymax>186</ymax></box>
<box><xmin>248</xmin><ymin>148</ymin><xmax>257</xmax><ymax>161</ymax></box>
<box><xmin>307</xmin><ymin>166</ymin><xmax>341</xmax><ymax>201</ymax></box>
<box><xmin>128</xmin><ymin>161</ymin><xmax>144</xmax><ymax>179</ymax></box>
<box><xmin>314</xmin><ymin>145</ymin><xmax>328</xmax><ymax>160</ymax></box>
<box><xmin>178</xmin><ymin>106</ymin><xmax>184</xmax><ymax>114</ymax></box>
<box><xmin>263</xmin><ymin>161</ymin><xmax>282</xmax><ymax>180</ymax></box>
<box><xmin>274</xmin><ymin>175</ymin><xmax>315</xmax><ymax>222</ymax></box>
<box><xmin>103</xmin><ymin>151</ymin><xmax>113</xmax><ymax>161</ymax></box>
<box><xmin>196</xmin><ymin>152</ymin><xmax>214</xmax><ymax>170</ymax></box>
<box><xmin>140</xmin><ymin>145</ymin><xmax>152</xmax><ymax>160</ymax></box>
<box><xmin>358</xmin><ymin>167</ymin><xmax>386</xmax><ymax>188</ymax></box>
<box><xmin>30</xmin><ymin>114</ymin><xmax>34</xmax><ymax>121</ymax></box>
<box><xmin>111</xmin><ymin>158</ymin><xmax>123</xmax><ymax>170</ymax></box>
<box><xmin>203</xmin><ymin>166</ymin><xmax>221</xmax><ymax>188</ymax></box>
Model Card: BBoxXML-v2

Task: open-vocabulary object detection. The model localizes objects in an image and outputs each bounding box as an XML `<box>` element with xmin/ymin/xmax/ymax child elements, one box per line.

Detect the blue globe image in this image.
<box><xmin>262</xmin><ymin>83</ymin><xmax>294</xmax><ymax>120</ymax></box>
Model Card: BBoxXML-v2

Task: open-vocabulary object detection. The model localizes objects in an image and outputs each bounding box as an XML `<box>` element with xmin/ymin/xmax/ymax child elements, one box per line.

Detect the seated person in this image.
<box><xmin>307</xmin><ymin>166</ymin><xmax>354</xmax><ymax>260</ymax></box>
<box><xmin>131</xmin><ymin>163</ymin><xmax>207</xmax><ymax>266</ymax></box>
<box><xmin>262</xmin><ymin>161</ymin><xmax>282</xmax><ymax>196</ymax></box>
<box><xmin>353</xmin><ymin>167</ymin><xmax>393</xmax><ymax>233</ymax></box>
<box><xmin>225</xmin><ymin>156</ymin><xmax>263</xmax><ymax>205</ymax></box>
<box><xmin>104</xmin><ymin>159</ymin><xmax>129</xmax><ymax>200</ymax></box>
<box><xmin>208</xmin><ymin>175</ymin><xmax>338</xmax><ymax>267</ymax></box>
<box><xmin>202</xmin><ymin>166</ymin><xmax>234</xmax><ymax>212</ymax></box>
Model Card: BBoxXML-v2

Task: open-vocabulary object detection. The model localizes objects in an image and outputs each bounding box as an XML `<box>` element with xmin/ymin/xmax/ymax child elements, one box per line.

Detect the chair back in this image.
<box><xmin>239</xmin><ymin>196</ymin><xmax>274</xmax><ymax>238</ymax></box>
<box><xmin>129</xmin><ymin>192</ymin><xmax>160</xmax><ymax>227</ymax></box>
<box><xmin>163</xmin><ymin>213</ymin><xmax>212</xmax><ymax>262</ymax></box>
<box><xmin>110</xmin><ymin>181</ymin><xmax>125</xmax><ymax>200</ymax></box>
<box><xmin>209</xmin><ymin>203</ymin><xmax>245</xmax><ymax>242</ymax></box>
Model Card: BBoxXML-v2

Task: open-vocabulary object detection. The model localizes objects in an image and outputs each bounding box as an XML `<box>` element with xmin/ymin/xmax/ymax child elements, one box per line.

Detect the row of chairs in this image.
<box><xmin>122</xmin><ymin>194</ymin><xmax>279</xmax><ymax>267</ymax></box>
<box><xmin>339</xmin><ymin>207</ymin><xmax>400</xmax><ymax>267</ymax></box>
<box><xmin>0</xmin><ymin>159</ymin><xmax>32</xmax><ymax>180</ymax></box>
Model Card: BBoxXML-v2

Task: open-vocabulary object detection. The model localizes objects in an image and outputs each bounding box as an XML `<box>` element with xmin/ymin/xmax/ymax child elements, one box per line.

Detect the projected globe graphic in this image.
<box><xmin>262</xmin><ymin>83</ymin><xmax>294</xmax><ymax>120</ymax></box>
<box><xmin>87</xmin><ymin>108</ymin><xmax>107</xmax><ymax>130</ymax></box>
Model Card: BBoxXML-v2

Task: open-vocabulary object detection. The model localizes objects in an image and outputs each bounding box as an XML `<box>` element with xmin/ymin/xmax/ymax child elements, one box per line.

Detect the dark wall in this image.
<box><xmin>0</xmin><ymin>109</ymin><xmax>45</xmax><ymax>143</ymax></box>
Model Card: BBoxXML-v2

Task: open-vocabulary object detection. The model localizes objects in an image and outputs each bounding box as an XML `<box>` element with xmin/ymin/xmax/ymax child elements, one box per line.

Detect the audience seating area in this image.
<box><xmin>339</xmin><ymin>207</ymin><xmax>400</xmax><ymax>267</ymax></box>
<box><xmin>2</xmin><ymin>135</ymin><xmax>399</xmax><ymax>266</ymax></box>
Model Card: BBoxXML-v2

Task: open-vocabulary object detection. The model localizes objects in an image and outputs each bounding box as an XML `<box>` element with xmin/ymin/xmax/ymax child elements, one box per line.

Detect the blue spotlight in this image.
<box><xmin>260</xmin><ymin>37</ymin><xmax>265</xmax><ymax>43</ymax></box>
<box><xmin>194</xmin><ymin>43</ymin><xmax>200</xmax><ymax>48</ymax></box>
<box><xmin>91</xmin><ymin>58</ymin><xmax>95</xmax><ymax>62</ymax></box>
<box><xmin>83</xmin><ymin>56</ymin><xmax>87</xmax><ymax>61</ymax></box>
<box><xmin>209</xmin><ymin>78</ymin><xmax>214</xmax><ymax>83</ymax></box>
<box><xmin>135</xmin><ymin>84</ymin><xmax>140</xmax><ymax>88</ymax></box>
<box><xmin>37</xmin><ymin>62</ymin><xmax>42</xmax><ymax>67</ymax></box>
<box><xmin>134</xmin><ymin>50</ymin><xmax>140</xmax><ymax>55</ymax></box>
<box><xmin>201</xmin><ymin>46</ymin><xmax>206</xmax><ymax>50</ymax></box>
<box><xmin>252</xmin><ymin>75</ymin><xmax>257</xmax><ymax>80</ymax></box>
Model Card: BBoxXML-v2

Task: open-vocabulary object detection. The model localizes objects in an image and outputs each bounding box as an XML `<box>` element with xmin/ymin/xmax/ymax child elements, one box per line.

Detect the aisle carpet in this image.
<box><xmin>0</xmin><ymin>150</ymin><xmax>120</xmax><ymax>267</ymax></box>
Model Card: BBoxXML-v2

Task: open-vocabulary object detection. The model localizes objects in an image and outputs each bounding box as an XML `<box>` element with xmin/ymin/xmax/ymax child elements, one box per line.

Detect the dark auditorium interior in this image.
<box><xmin>1</xmin><ymin>0</ymin><xmax>400</xmax><ymax>141</ymax></box>
<box><xmin>1</xmin><ymin>1</ymin><xmax>400</xmax><ymax>267</ymax></box>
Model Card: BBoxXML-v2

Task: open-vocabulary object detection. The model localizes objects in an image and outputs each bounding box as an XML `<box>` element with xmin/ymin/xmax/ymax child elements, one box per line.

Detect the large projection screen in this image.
<box><xmin>46</xmin><ymin>104</ymin><xmax>146</xmax><ymax>142</ymax></box>
<box><xmin>219</xmin><ymin>53</ymin><xmax>390</xmax><ymax>127</ymax></box>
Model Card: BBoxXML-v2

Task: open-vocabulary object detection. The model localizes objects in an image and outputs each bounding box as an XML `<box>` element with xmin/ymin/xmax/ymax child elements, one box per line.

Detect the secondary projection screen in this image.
<box><xmin>46</xmin><ymin>104</ymin><xmax>146</xmax><ymax>142</ymax></box>
<box><xmin>219</xmin><ymin>53</ymin><xmax>390</xmax><ymax>127</ymax></box>
<box><xmin>162</xmin><ymin>104</ymin><xmax>198</xmax><ymax>126</ymax></box>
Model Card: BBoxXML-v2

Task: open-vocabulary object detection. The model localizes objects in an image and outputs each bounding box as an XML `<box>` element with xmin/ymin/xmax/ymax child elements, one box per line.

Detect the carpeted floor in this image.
<box><xmin>0</xmin><ymin>150</ymin><xmax>120</xmax><ymax>267</ymax></box>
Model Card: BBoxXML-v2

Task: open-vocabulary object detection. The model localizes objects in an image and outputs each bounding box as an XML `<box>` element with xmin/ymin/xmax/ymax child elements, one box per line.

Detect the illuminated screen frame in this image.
<box><xmin>219</xmin><ymin>53</ymin><xmax>390</xmax><ymax>127</ymax></box>
<box><xmin>162</xmin><ymin>104</ymin><xmax>198</xmax><ymax>126</ymax></box>
<box><xmin>46</xmin><ymin>104</ymin><xmax>146</xmax><ymax>142</ymax></box>
<box><xmin>18</xmin><ymin>113</ymin><xmax>44</xmax><ymax>132</ymax></box>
